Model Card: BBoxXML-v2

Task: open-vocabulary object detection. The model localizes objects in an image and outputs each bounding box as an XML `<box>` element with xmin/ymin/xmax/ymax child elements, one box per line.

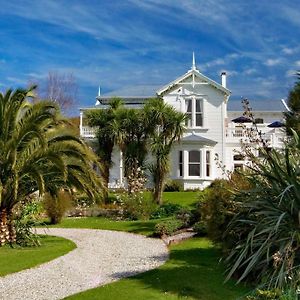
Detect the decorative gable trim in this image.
<box><xmin>156</xmin><ymin>69</ymin><xmax>231</xmax><ymax>97</ymax></box>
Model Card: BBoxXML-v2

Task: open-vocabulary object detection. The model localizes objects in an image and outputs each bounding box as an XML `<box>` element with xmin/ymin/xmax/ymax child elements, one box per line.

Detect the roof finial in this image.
<box><xmin>191</xmin><ymin>52</ymin><xmax>198</xmax><ymax>71</ymax></box>
<box><xmin>98</xmin><ymin>85</ymin><xmax>101</xmax><ymax>97</ymax></box>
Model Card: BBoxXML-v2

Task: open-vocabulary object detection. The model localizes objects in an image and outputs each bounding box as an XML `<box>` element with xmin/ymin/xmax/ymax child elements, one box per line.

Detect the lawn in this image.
<box><xmin>109</xmin><ymin>191</ymin><xmax>199</xmax><ymax>208</ymax></box>
<box><xmin>162</xmin><ymin>191</ymin><xmax>199</xmax><ymax>207</ymax></box>
<box><xmin>0</xmin><ymin>235</ymin><xmax>76</xmax><ymax>276</ymax></box>
<box><xmin>47</xmin><ymin>216</ymin><xmax>164</xmax><ymax>236</ymax></box>
<box><xmin>66</xmin><ymin>238</ymin><xmax>250</xmax><ymax>300</ymax></box>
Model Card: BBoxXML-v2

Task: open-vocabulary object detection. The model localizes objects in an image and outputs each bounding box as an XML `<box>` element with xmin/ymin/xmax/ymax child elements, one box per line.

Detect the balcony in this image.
<box><xmin>225</xmin><ymin>126</ymin><xmax>286</xmax><ymax>148</ymax></box>
<box><xmin>80</xmin><ymin>126</ymin><xmax>96</xmax><ymax>138</ymax></box>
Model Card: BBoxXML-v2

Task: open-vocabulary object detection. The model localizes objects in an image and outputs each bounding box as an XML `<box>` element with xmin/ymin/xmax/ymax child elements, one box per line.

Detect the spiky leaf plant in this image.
<box><xmin>0</xmin><ymin>86</ymin><xmax>103</xmax><ymax>245</ymax></box>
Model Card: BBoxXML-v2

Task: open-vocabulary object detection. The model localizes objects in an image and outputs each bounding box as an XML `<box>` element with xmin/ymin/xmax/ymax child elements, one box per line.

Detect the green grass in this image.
<box><xmin>162</xmin><ymin>191</ymin><xmax>199</xmax><ymax>207</ymax></box>
<box><xmin>0</xmin><ymin>235</ymin><xmax>76</xmax><ymax>276</ymax></box>
<box><xmin>66</xmin><ymin>238</ymin><xmax>250</xmax><ymax>300</ymax></box>
<box><xmin>110</xmin><ymin>191</ymin><xmax>199</xmax><ymax>208</ymax></box>
<box><xmin>46</xmin><ymin>217</ymin><xmax>165</xmax><ymax>236</ymax></box>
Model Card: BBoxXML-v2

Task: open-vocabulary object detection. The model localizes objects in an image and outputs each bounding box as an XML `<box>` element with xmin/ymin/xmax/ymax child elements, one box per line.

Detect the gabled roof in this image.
<box><xmin>157</xmin><ymin>69</ymin><xmax>231</xmax><ymax>96</ymax></box>
<box><xmin>181</xmin><ymin>132</ymin><xmax>217</xmax><ymax>145</ymax></box>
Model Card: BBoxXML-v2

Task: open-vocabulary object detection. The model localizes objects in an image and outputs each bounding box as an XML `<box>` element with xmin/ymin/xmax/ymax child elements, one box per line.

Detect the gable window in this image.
<box><xmin>184</xmin><ymin>96</ymin><xmax>203</xmax><ymax>128</ymax></box>
<box><xmin>185</xmin><ymin>99</ymin><xmax>192</xmax><ymax>127</ymax></box>
<box><xmin>188</xmin><ymin>150</ymin><xmax>201</xmax><ymax>176</ymax></box>
<box><xmin>195</xmin><ymin>99</ymin><xmax>203</xmax><ymax>126</ymax></box>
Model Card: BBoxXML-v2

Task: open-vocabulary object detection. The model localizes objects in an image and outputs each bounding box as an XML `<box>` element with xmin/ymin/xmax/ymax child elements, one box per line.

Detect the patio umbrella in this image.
<box><xmin>267</xmin><ymin>121</ymin><xmax>284</xmax><ymax>128</ymax></box>
<box><xmin>231</xmin><ymin>116</ymin><xmax>252</xmax><ymax>123</ymax></box>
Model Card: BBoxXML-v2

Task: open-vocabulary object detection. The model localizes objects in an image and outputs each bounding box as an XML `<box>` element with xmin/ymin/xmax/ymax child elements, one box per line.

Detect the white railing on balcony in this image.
<box><xmin>226</xmin><ymin>126</ymin><xmax>286</xmax><ymax>148</ymax></box>
<box><xmin>81</xmin><ymin>126</ymin><xmax>96</xmax><ymax>138</ymax></box>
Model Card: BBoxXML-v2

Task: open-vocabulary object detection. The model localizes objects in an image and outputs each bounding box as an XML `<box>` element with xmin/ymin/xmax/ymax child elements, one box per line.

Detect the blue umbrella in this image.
<box><xmin>267</xmin><ymin>121</ymin><xmax>284</xmax><ymax>128</ymax></box>
<box><xmin>231</xmin><ymin>116</ymin><xmax>252</xmax><ymax>123</ymax></box>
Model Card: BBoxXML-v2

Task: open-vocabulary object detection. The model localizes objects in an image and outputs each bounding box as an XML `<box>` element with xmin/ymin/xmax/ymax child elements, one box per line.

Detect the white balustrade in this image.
<box><xmin>81</xmin><ymin>126</ymin><xmax>96</xmax><ymax>138</ymax></box>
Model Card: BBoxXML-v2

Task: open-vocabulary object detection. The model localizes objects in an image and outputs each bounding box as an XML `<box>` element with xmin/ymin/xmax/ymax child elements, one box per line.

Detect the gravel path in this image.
<box><xmin>0</xmin><ymin>228</ymin><xmax>168</xmax><ymax>300</ymax></box>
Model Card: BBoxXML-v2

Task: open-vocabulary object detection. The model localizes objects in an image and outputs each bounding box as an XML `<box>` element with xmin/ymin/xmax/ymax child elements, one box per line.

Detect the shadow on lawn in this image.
<box><xmin>111</xmin><ymin>247</ymin><xmax>249</xmax><ymax>300</ymax></box>
<box><xmin>125</xmin><ymin>220</ymin><xmax>157</xmax><ymax>236</ymax></box>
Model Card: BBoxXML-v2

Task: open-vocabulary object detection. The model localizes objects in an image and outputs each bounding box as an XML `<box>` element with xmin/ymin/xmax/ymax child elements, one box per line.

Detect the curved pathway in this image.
<box><xmin>0</xmin><ymin>228</ymin><xmax>168</xmax><ymax>300</ymax></box>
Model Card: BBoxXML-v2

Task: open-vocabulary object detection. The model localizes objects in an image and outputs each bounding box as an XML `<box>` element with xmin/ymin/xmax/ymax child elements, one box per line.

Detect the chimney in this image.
<box><xmin>221</xmin><ymin>71</ymin><xmax>227</xmax><ymax>88</ymax></box>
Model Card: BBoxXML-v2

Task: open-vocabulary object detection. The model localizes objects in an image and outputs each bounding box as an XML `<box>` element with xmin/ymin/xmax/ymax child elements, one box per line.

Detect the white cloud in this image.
<box><xmin>282</xmin><ymin>47</ymin><xmax>296</xmax><ymax>55</ymax></box>
<box><xmin>243</xmin><ymin>68</ymin><xmax>257</xmax><ymax>75</ymax></box>
<box><xmin>264</xmin><ymin>59</ymin><xmax>281</xmax><ymax>66</ymax></box>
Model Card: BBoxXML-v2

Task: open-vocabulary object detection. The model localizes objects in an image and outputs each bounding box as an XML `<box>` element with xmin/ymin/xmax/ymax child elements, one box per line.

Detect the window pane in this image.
<box><xmin>179</xmin><ymin>151</ymin><xmax>183</xmax><ymax>163</ymax></box>
<box><xmin>179</xmin><ymin>151</ymin><xmax>183</xmax><ymax>177</ymax></box>
<box><xmin>206</xmin><ymin>165</ymin><xmax>210</xmax><ymax>177</ymax></box>
<box><xmin>185</xmin><ymin>113</ymin><xmax>192</xmax><ymax>126</ymax></box>
<box><xmin>196</xmin><ymin>114</ymin><xmax>203</xmax><ymax>126</ymax></box>
<box><xmin>189</xmin><ymin>164</ymin><xmax>200</xmax><ymax>176</ymax></box>
<box><xmin>185</xmin><ymin>99</ymin><xmax>192</xmax><ymax>112</ymax></box>
<box><xmin>196</xmin><ymin>99</ymin><xmax>202</xmax><ymax>112</ymax></box>
<box><xmin>189</xmin><ymin>150</ymin><xmax>200</xmax><ymax>163</ymax></box>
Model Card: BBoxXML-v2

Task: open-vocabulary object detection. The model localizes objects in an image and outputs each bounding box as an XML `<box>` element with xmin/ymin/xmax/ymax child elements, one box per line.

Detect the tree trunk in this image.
<box><xmin>0</xmin><ymin>208</ymin><xmax>10</xmax><ymax>246</ymax></box>
<box><xmin>7</xmin><ymin>210</ymin><xmax>16</xmax><ymax>244</ymax></box>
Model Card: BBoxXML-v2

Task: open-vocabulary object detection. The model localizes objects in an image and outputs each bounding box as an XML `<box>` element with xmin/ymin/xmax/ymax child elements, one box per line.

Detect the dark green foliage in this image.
<box><xmin>163</xmin><ymin>179</ymin><xmax>183</xmax><ymax>192</ymax></box>
<box><xmin>198</xmin><ymin>179</ymin><xmax>236</xmax><ymax>244</ymax></box>
<box><xmin>225</xmin><ymin>131</ymin><xmax>300</xmax><ymax>289</ymax></box>
<box><xmin>193</xmin><ymin>221</ymin><xmax>207</xmax><ymax>236</ymax></box>
<box><xmin>154</xmin><ymin>219</ymin><xmax>184</xmax><ymax>236</ymax></box>
<box><xmin>150</xmin><ymin>203</ymin><xmax>183</xmax><ymax>219</ymax></box>
<box><xmin>14</xmin><ymin>201</ymin><xmax>42</xmax><ymax>247</ymax></box>
<box><xmin>245</xmin><ymin>288</ymin><xmax>298</xmax><ymax>300</ymax></box>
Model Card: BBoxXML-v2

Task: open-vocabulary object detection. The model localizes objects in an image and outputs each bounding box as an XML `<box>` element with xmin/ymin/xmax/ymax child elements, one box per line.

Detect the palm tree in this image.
<box><xmin>85</xmin><ymin>98</ymin><xmax>123</xmax><ymax>201</ymax></box>
<box><xmin>117</xmin><ymin>108</ymin><xmax>149</xmax><ymax>193</ymax></box>
<box><xmin>144</xmin><ymin>98</ymin><xmax>186</xmax><ymax>205</ymax></box>
<box><xmin>0</xmin><ymin>86</ymin><xmax>103</xmax><ymax>246</ymax></box>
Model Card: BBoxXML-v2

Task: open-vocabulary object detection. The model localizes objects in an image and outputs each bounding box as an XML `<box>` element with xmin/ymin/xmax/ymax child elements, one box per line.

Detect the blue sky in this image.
<box><xmin>1</xmin><ymin>0</ymin><xmax>300</xmax><ymax>115</ymax></box>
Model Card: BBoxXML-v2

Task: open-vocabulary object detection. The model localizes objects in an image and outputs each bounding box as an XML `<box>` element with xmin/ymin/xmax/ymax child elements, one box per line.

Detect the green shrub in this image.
<box><xmin>193</xmin><ymin>221</ymin><xmax>207</xmax><ymax>236</ymax></box>
<box><xmin>121</xmin><ymin>193</ymin><xmax>157</xmax><ymax>220</ymax></box>
<box><xmin>154</xmin><ymin>219</ymin><xmax>184</xmax><ymax>237</ymax></box>
<box><xmin>163</xmin><ymin>179</ymin><xmax>183</xmax><ymax>192</ymax></box>
<box><xmin>176</xmin><ymin>207</ymin><xmax>194</xmax><ymax>227</ymax></box>
<box><xmin>198</xmin><ymin>174</ymin><xmax>251</xmax><ymax>248</ymax></box>
<box><xmin>43</xmin><ymin>191</ymin><xmax>73</xmax><ymax>224</ymax></box>
<box><xmin>14</xmin><ymin>200</ymin><xmax>43</xmax><ymax>246</ymax></box>
<box><xmin>151</xmin><ymin>203</ymin><xmax>183</xmax><ymax>219</ymax></box>
<box><xmin>245</xmin><ymin>288</ymin><xmax>298</xmax><ymax>300</ymax></box>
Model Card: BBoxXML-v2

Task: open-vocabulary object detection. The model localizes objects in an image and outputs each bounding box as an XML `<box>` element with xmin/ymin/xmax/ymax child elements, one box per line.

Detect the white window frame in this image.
<box><xmin>184</xmin><ymin>96</ymin><xmax>204</xmax><ymax>128</ymax></box>
<box><xmin>188</xmin><ymin>150</ymin><xmax>202</xmax><ymax>177</ymax></box>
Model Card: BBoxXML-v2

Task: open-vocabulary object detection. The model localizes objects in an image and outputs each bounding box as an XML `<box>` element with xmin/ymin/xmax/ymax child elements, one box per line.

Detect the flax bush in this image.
<box><xmin>225</xmin><ymin>131</ymin><xmax>300</xmax><ymax>290</ymax></box>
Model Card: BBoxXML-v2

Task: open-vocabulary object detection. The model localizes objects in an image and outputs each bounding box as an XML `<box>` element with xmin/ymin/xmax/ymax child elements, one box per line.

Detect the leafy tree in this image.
<box><xmin>85</xmin><ymin>98</ymin><xmax>123</xmax><ymax>201</ymax></box>
<box><xmin>285</xmin><ymin>72</ymin><xmax>300</xmax><ymax>135</ymax></box>
<box><xmin>144</xmin><ymin>98</ymin><xmax>186</xmax><ymax>205</ymax></box>
<box><xmin>0</xmin><ymin>86</ymin><xmax>103</xmax><ymax>246</ymax></box>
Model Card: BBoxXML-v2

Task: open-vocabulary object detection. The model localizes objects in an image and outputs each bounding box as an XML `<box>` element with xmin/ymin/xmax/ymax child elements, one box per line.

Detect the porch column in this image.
<box><xmin>80</xmin><ymin>111</ymin><xmax>83</xmax><ymax>136</ymax></box>
<box><xmin>183</xmin><ymin>150</ymin><xmax>189</xmax><ymax>178</ymax></box>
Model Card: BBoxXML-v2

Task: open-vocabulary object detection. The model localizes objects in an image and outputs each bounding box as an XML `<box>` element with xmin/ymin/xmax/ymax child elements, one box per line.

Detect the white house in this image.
<box><xmin>80</xmin><ymin>55</ymin><xmax>286</xmax><ymax>190</ymax></box>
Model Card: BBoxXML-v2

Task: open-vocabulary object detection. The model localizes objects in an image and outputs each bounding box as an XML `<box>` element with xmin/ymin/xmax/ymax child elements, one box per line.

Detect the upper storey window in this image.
<box><xmin>185</xmin><ymin>97</ymin><xmax>203</xmax><ymax>128</ymax></box>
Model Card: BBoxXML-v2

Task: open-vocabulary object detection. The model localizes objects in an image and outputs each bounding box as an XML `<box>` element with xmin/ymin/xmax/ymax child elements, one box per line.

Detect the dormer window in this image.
<box><xmin>185</xmin><ymin>96</ymin><xmax>203</xmax><ymax>127</ymax></box>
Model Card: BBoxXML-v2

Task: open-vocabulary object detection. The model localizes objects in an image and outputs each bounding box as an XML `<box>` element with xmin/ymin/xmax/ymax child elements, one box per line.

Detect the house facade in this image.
<box><xmin>80</xmin><ymin>56</ymin><xmax>286</xmax><ymax>190</ymax></box>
